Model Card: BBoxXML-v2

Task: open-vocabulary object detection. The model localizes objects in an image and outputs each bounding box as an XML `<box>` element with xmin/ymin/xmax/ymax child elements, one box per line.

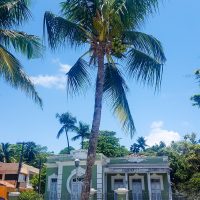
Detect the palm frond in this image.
<box><xmin>0</xmin><ymin>45</ymin><xmax>42</xmax><ymax>107</ymax></box>
<box><xmin>191</xmin><ymin>95</ymin><xmax>200</xmax><ymax>108</ymax></box>
<box><xmin>71</xmin><ymin>135</ymin><xmax>80</xmax><ymax>141</ymax></box>
<box><xmin>60</xmin><ymin>0</ymin><xmax>97</xmax><ymax>30</ymax></box>
<box><xmin>43</xmin><ymin>11</ymin><xmax>88</xmax><ymax>49</ymax></box>
<box><xmin>0</xmin><ymin>0</ymin><xmax>31</xmax><ymax>28</ymax></box>
<box><xmin>120</xmin><ymin>0</ymin><xmax>160</xmax><ymax>29</ymax></box>
<box><xmin>66</xmin><ymin>58</ymin><xmax>91</xmax><ymax>96</ymax></box>
<box><xmin>104</xmin><ymin>62</ymin><xmax>135</xmax><ymax>138</ymax></box>
<box><xmin>124</xmin><ymin>31</ymin><xmax>166</xmax><ymax>63</ymax></box>
<box><xmin>0</xmin><ymin>30</ymin><xmax>42</xmax><ymax>58</ymax></box>
<box><xmin>126</xmin><ymin>48</ymin><xmax>164</xmax><ymax>89</ymax></box>
<box><xmin>57</xmin><ymin>126</ymin><xmax>65</xmax><ymax>139</ymax></box>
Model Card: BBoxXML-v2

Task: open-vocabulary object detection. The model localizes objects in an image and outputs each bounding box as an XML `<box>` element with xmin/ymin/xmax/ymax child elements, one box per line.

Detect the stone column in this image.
<box><xmin>97</xmin><ymin>164</ymin><xmax>103</xmax><ymax>200</ymax></box>
<box><xmin>147</xmin><ymin>172</ymin><xmax>152</xmax><ymax>200</ymax></box>
<box><xmin>167</xmin><ymin>172</ymin><xmax>172</xmax><ymax>200</ymax></box>
<box><xmin>125</xmin><ymin>173</ymin><xmax>128</xmax><ymax>200</ymax></box>
<box><xmin>57</xmin><ymin>162</ymin><xmax>63</xmax><ymax>200</ymax></box>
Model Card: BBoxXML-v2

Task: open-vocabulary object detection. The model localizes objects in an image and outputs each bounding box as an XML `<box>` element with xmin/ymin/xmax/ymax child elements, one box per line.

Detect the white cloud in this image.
<box><xmin>31</xmin><ymin>75</ymin><xmax>66</xmax><ymax>89</ymax></box>
<box><xmin>52</xmin><ymin>58</ymin><xmax>71</xmax><ymax>73</ymax></box>
<box><xmin>145</xmin><ymin>121</ymin><xmax>181</xmax><ymax>146</ymax></box>
<box><xmin>30</xmin><ymin>59</ymin><xmax>71</xmax><ymax>89</ymax></box>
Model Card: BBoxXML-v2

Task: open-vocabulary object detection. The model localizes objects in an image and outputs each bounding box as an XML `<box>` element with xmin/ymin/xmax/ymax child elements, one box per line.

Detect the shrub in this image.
<box><xmin>18</xmin><ymin>191</ymin><xmax>43</xmax><ymax>200</ymax></box>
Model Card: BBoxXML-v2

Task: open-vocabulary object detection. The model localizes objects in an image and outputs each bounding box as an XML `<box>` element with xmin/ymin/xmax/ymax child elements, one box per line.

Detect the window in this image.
<box><xmin>114</xmin><ymin>179</ymin><xmax>124</xmax><ymax>190</ymax></box>
<box><xmin>151</xmin><ymin>179</ymin><xmax>162</xmax><ymax>200</ymax></box>
<box><xmin>111</xmin><ymin>174</ymin><xmax>125</xmax><ymax>190</ymax></box>
<box><xmin>132</xmin><ymin>179</ymin><xmax>143</xmax><ymax>200</ymax></box>
<box><xmin>49</xmin><ymin>178</ymin><xmax>57</xmax><ymax>200</ymax></box>
<box><xmin>5</xmin><ymin>174</ymin><xmax>18</xmax><ymax>180</ymax></box>
<box><xmin>0</xmin><ymin>174</ymin><xmax>2</xmax><ymax>180</ymax></box>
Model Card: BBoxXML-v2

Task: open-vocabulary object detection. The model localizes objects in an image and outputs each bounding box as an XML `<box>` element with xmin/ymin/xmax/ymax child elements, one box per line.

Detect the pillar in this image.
<box><xmin>57</xmin><ymin>162</ymin><xmax>63</xmax><ymax>200</ymax></box>
<box><xmin>167</xmin><ymin>172</ymin><xmax>172</xmax><ymax>200</ymax></box>
<box><xmin>147</xmin><ymin>172</ymin><xmax>151</xmax><ymax>200</ymax></box>
<box><xmin>125</xmin><ymin>173</ymin><xmax>128</xmax><ymax>200</ymax></box>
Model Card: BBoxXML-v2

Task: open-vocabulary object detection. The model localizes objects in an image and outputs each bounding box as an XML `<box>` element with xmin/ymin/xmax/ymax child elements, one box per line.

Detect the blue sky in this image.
<box><xmin>1</xmin><ymin>0</ymin><xmax>200</xmax><ymax>153</ymax></box>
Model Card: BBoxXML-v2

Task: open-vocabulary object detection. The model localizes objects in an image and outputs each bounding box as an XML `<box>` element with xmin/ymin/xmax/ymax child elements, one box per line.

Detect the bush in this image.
<box><xmin>18</xmin><ymin>191</ymin><xmax>43</xmax><ymax>200</ymax></box>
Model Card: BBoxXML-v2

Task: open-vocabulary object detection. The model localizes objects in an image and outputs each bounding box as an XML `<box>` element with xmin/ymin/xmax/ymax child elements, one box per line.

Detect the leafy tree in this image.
<box><xmin>0</xmin><ymin>143</ymin><xmax>14</xmax><ymax>163</ymax></box>
<box><xmin>59</xmin><ymin>146</ymin><xmax>75</xmax><ymax>154</ymax></box>
<box><xmin>72</xmin><ymin>122</ymin><xmax>90</xmax><ymax>149</ymax></box>
<box><xmin>31</xmin><ymin>167</ymin><xmax>47</xmax><ymax>195</ymax></box>
<box><xmin>44</xmin><ymin>0</ymin><xmax>166</xmax><ymax>197</ymax></box>
<box><xmin>184</xmin><ymin>133</ymin><xmax>198</xmax><ymax>144</ymax></box>
<box><xmin>83</xmin><ymin>131</ymin><xmax>129</xmax><ymax>157</ymax></box>
<box><xmin>0</xmin><ymin>0</ymin><xmax>42</xmax><ymax>106</ymax></box>
<box><xmin>191</xmin><ymin>70</ymin><xmax>200</xmax><ymax>108</ymax></box>
<box><xmin>56</xmin><ymin>112</ymin><xmax>77</xmax><ymax>154</ymax></box>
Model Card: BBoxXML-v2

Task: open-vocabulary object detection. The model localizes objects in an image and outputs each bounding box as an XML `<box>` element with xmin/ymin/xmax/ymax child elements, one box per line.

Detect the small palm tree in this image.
<box><xmin>0</xmin><ymin>0</ymin><xmax>42</xmax><ymax>106</ymax></box>
<box><xmin>44</xmin><ymin>1</ymin><xmax>166</xmax><ymax>198</ymax></box>
<box><xmin>137</xmin><ymin>137</ymin><xmax>147</xmax><ymax>151</ymax></box>
<box><xmin>72</xmin><ymin>122</ymin><xmax>90</xmax><ymax>149</ymax></box>
<box><xmin>191</xmin><ymin>70</ymin><xmax>200</xmax><ymax>108</ymax></box>
<box><xmin>56</xmin><ymin>112</ymin><xmax>77</xmax><ymax>154</ymax></box>
<box><xmin>0</xmin><ymin>143</ymin><xmax>13</xmax><ymax>163</ymax></box>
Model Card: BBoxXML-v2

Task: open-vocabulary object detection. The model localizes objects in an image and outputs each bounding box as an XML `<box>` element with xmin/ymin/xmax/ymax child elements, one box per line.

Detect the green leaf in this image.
<box><xmin>43</xmin><ymin>11</ymin><xmax>88</xmax><ymax>49</ymax></box>
<box><xmin>66</xmin><ymin>58</ymin><xmax>91</xmax><ymax>96</ymax></box>
<box><xmin>104</xmin><ymin>62</ymin><xmax>135</xmax><ymax>138</ymax></box>
<box><xmin>124</xmin><ymin>31</ymin><xmax>166</xmax><ymax>63</ymax></box>
<box><xmin>126</xmin><ymin>48</ymin><xmax>164</xmax><ymax>89</ymax></box>
<box><xmin>0</xmin><ymin>0</ymin><xmax>31</xmax><ymax>28</ymax></box>
<box><xmin>0</xmin><ymin>45</ymin><xmax>42</xmax><ymax>107</ymax></box>
<box><xmin>0</xmin><ymin>30</ymin><xmax>43</xmax><ymax>59</ymax></box>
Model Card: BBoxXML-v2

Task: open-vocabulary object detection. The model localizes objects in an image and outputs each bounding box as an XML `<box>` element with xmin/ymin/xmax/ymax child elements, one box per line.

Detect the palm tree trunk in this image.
<box><xmin>64</xmin><ymin>128</ymin><xmax>70</xmax><ymax>154</ymax></box>
<box><xmin>81</xmin><ymin>137</ymin><xmax>84</xmax><ymax>149</ymax></box>
<box><xmin>81</xmin><ymin>50</ymin><xmax>105</xmax><ymax>200</ymax></box>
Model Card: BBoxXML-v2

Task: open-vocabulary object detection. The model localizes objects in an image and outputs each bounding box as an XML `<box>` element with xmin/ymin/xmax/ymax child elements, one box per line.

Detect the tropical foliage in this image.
<box><xmin>72</xmin><ymin>122</ymin><xmax>90</xmax><ymax>149</ymax></box>
<box><xmin>0</xmin><ymin>0</ymin><xmax>42</xmax><ymax>106</ymax></box>
<box><xmin>56</xmin><ymin>112</ymin><xmax>77</xmax><ymax>154</ymax></box>
<box><xmin>191</xmin><ymin>69</ymin><xmax>200</xmax><ymax>108</ymax></box>
<box><xmin>18</xmin><ymin>190</ymin><xmax>43</xmax><ymax>200</ymax></box>
<box><xmin>130</xmin><ymin>136</ymin><xmax>147</xmax><ymax>153</ymax></box>
<box><xmin>44</xmin><ymin>0</ymin><xmax>166</xmax><ymax>197</ymax></box>
<box><xmin>83</xmin><ymin>131</ymin><xmax>129</xmax><ymax>157</ymax></box>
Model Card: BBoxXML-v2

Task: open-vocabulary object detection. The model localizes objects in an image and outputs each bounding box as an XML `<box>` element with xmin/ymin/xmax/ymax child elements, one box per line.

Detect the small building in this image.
<box><xmin>0</xmin><ymin>162</ymin><xmax>39</xmax><ymax>190</ymax></box>
<box><xmin>45</xmin><ymin>150</ymin><xmax>172</xmax><ymax>200</ymax></box>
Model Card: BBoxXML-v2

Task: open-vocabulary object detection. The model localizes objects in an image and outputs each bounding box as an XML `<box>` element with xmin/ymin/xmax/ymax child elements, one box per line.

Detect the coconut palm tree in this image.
<box><xmin>72</xmin><ymin>122</ymin><xmax>90</xmax><ymax>149</ymax></box>
<box><xmin>0</xmin><ymin>0</ymin><xmax>42</xmax><ymax>106</ymax></box>
<box><xmin>56</xmin><ymin>112</ymin><xmax>77</xmax><ymax>154</ymax></box>
<box><xmin>0</xmin><ymin>143</ymin><xmax>13</xmax><ymax>163</ymax></box>
<box><xmin>44</xmin><ymin>0</ymin><xmax>166</xmax><ymax>198</ymax></box>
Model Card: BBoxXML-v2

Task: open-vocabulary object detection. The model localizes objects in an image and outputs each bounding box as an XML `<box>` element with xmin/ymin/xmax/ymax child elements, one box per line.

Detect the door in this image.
<box><xmin>132</xmin><ymin>179</ymin><xmax>143</xmax><ymax>200</ymax></box>
<box><xmin>114</xmin><ymin>179</ymin><xmax>125</xmax><ymax>200</ymax></box>
<box><xmin>71</xmin><ymin>181</ymin><xmax>83</xmax><ymax>200</ymax></box>
<box><xmin>151</xmin><ymin>179</ymin><xmax>162</xmax><ymax>200</ymax></box>
<box><xmin>49</xmin><ymin>178</ymin><xmax>57</xmax><ymax>200</ymax></box>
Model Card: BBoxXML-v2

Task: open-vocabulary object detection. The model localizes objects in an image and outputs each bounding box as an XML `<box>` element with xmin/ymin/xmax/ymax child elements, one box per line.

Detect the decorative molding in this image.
<box><xmin>111</xmin><ymin>174</ymin><xmax>125</xmax><ymax>191</ymax></box>
<box><xmin>70</xmin><ymin>150</ymin><xmax>88</xmax><ymax>159</ymax></box>
<box><xmin>150</xmin><ymin>173</ymin><xmax>164</xmax><ymax>190</ymax></box>
<box><xmin>47</xmin><ymin>173</ymin><xmax>57</xmax><ymax>191</ymax></box>
<box><xmin>66</xmin><ymin>167</ymin><xmax>85</xmax><ymax>194</ymax></box>
<box><xmin>129</xmin><ymin>174</ymin><xmax>145</xmax><ymax>190</ymax></box>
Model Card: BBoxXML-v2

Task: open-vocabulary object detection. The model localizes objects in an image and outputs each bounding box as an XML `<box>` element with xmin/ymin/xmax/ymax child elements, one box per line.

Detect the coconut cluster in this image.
<box><xmin>112</xmin><ymin>38</ymin><xmax>126</xmax><ymax>57</ymax></box>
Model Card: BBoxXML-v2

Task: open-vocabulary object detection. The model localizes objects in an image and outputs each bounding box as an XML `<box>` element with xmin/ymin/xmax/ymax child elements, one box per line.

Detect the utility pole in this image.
<box><xmin>38</xmin><ymin>157</ymin><xmax>42</xmax><ymax>194</ymax></box>
<box><xmin>16</xmin><ymin>142</ymin><xmax>25</xmax><ymax>190</ymax></box>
